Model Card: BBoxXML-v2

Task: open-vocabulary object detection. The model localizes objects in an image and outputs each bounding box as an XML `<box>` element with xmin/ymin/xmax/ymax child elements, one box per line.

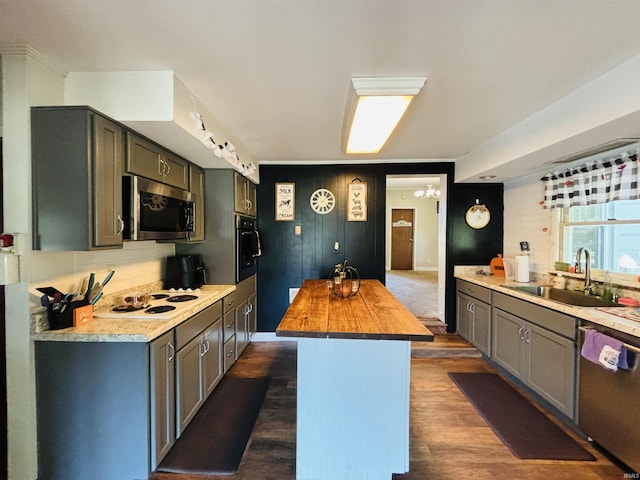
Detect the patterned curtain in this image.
<box><xmin>542</xmin><ymin>151</ymin><xmax>640</xmax><ymax>209</ymax></box>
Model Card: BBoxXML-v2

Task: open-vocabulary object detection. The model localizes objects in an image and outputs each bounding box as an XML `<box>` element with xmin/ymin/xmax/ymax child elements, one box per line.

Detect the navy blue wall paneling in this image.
<box><xmin>256</xmin><ymin>163</ymin><xmax>501</xmax><ymax>333</ymax></box>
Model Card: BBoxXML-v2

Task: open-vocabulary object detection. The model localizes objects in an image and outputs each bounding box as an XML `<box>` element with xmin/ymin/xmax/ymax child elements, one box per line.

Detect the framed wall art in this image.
<box><xmin>275</xmin><ymin>182</ymin><xmax>295</xmax><ymax>221</ymax></box>
<box><xmin>347</xmin><ymin>180</ymin><xmax>367</xmax><ymax>221</ymax></box>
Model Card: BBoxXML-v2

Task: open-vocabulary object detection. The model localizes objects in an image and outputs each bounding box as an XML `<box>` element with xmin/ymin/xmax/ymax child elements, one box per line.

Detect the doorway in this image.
<box><xmin>385</xmin><ymin>174</ymin><xmax>447</xmax><ymax>323</ymax></box>
<box><xmin>391</xmin><ymin>209</ymin><xmax>414</xmax><ymax>270</ymax></box>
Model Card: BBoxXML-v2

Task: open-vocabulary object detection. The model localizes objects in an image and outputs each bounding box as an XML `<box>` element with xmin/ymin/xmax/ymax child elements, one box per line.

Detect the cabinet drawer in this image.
<box><xmin>457</xmin><ymin>279</ymin><xmax>492</xmax><ymax>304</ymax></box>
<box><xmin>223</xmin><ymin>292</ymin><xmax>237</xmax><ymax>315</ymax></box>
<box><xmin>223</xmin><ymin>309</ymin><xmax>236</xmax><ymax>342</ymax></box>
<box><xmin>175</xmin><ymin>302</ymin><xmax>222</xmax><ymax>350</ymax></box>
<box><xmin>223</xmin><ymin>336</ymin><xmax>236</xmax><ymax>373</ymax></box>
<box><xmin>493</xmin><ymin>292</ymin><xmax>576</xmax><ymax>339</ymax></box>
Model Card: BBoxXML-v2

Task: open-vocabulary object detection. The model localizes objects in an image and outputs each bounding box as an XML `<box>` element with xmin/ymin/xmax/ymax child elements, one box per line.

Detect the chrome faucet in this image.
<box><xmin>575</xmin><ymin>247</ymin><xmax>597</xmax><ymax>294</ymax></box>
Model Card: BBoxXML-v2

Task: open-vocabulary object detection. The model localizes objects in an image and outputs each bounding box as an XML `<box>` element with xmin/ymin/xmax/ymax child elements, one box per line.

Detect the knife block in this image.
<box><xmin>47</xmin><ymin>300</ymin><xmax>90</xmax><ymax>330</ymax></box>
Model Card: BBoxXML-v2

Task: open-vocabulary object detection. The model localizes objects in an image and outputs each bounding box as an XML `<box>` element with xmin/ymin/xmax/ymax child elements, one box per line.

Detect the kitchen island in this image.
<box><xmin>276</xmin><ymin>279</ymin><xmax>434</xmax><ymax>480</ymax></box>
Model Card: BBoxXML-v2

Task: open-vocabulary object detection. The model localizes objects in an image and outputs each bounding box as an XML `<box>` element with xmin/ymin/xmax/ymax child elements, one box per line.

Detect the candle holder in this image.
<box><xmin>328</xmin><ymin>260</ymin><xmax>361</xmax><ymax>298</ymax></box>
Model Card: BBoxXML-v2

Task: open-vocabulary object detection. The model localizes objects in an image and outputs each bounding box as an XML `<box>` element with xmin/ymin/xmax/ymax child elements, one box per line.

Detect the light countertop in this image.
<box><xmin>455</xmin><ymin>272</ymin><xmax>640</xmax><ymax>338</ymax></box>
<box><xmin>31</xmin><ymin>285</ymin><xmax>236</xmax><ymax>343</ymax></box>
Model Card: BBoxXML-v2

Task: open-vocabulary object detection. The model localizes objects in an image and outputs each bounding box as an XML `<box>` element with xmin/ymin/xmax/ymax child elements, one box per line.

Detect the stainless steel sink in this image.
<box><xmin>506</xmin><ymin>285</ymin><xmax>623</xmax><ymax>307</ymax></box>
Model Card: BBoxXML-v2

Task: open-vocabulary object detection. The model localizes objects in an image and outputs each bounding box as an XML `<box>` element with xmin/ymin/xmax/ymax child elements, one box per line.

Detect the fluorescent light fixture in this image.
<box><xmin>342</xmin><ymin>76</ymin><xmax>427</xmax><ymax>154</ymax></box>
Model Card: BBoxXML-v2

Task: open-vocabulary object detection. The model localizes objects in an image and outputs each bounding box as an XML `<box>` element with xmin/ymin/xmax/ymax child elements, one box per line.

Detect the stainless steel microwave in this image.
<box><xmin>123</xmin><ymin>176</ymin><xmax>195</xmax><ymax>241</ymax></box>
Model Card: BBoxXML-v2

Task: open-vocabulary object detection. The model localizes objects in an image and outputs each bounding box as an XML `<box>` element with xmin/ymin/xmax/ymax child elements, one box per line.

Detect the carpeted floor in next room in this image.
<box><xmin>385</xmin><ymin>270</ymin><xmax>481</xmax><ymax>358</ymax></box>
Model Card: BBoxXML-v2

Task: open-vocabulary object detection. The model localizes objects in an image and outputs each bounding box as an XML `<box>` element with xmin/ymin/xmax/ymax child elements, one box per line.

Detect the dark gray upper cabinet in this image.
<box><xmin>234</xmin><ymin>172</ymin><xmax>256</xmax><ymax>217</ymax></box>
<box><xmin>187</xmin><ymin>164</ymin><xmax>205</xmax><ymax>242</ymax></box>
<box><xmin>126</xmin><ymin>132</ymin><xmax>189</xmax><ymax>190</ymax></box>
<box><xmin>32</xmin><ymin>106</ymin><xmax>125</xmax><ymax>250</ymax></box>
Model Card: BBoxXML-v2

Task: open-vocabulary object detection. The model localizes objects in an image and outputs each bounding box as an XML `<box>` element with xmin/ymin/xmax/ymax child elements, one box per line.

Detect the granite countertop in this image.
<box><xmin>455</xmin><ymin>272</ymin><xmax>640</xmax><ymax>338</ymax></box>
<box><xmin>31</xmin><ymin>284</ymin><xmax>236</xmax><ymax>343</ymax></box>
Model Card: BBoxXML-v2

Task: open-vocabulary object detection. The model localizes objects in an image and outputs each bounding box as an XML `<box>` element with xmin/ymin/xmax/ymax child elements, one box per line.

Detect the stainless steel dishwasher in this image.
<box><xmin>578</xmin><ymin>322</ymin><xmax>640</xmax><ymax>473</ymax></box>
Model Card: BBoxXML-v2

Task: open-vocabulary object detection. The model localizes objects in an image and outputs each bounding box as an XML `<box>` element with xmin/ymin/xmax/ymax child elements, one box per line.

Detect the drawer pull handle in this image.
<box><xmin>167</xmin><ymin>342</ymin><xmax>175</xmax><ymax>363</ymax></box>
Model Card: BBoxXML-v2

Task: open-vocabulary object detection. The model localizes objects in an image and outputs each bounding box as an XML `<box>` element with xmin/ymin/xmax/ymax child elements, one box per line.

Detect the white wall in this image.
<box><xmin>2</xmin><ymin>47</ymin><xmax>64</xmax><ymax>480</ymax></box>
<box><xmin>503</xmin><ymin>177</ymin><xmax>556</xmax><ymax>274</ymax></box>
<box><xmin>2</xmin><ymin>48</ymin><xmax>174</xmax><ymax>479</ymax></box>
<box><xmin>385</xmin><ymin>189</ymin><xmax>439</xmax><ymax>271</ymax></box>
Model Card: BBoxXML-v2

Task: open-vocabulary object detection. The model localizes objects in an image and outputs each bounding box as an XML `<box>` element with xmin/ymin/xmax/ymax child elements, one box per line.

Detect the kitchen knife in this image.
<box><xmin>79</xmin><ymin>276</ymin><xmax>89</xmax><ymax>299</ymax></box>
<box><xmin>101</xmin><ymin>270</ymin><xmax>115</xmax><ymax>287</ymax></box>
<box><xmin>90</xmin><ymin>292</ymin><xmax>103</xmax><ymax>305</ymax></box>
<box><xmin>88</xmin><ymin>283</ymin><xmax>102</xmax><ymax>303</ymax></box>
<box><xmin>85</xmin><ymin>273</ymin><xmax>95</xmax><ymax>297</ymax></box>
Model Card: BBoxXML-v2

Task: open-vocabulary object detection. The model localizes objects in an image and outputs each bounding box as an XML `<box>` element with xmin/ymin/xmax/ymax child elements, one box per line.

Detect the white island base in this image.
<box><xmin>296</xmin><ymin>337</ymin><xmax>411</xmax><ymax>480</ymax></box>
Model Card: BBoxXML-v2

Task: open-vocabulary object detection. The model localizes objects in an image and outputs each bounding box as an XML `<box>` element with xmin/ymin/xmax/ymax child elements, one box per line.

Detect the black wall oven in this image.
<box><xmin>236</xmin><ymin>215</ymin><xmax>261</xmax><ymax>282</ymax></box>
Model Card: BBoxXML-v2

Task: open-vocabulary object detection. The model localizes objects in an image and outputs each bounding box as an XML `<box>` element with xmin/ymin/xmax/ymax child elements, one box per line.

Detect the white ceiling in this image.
<box><xmin>3</xmin><ymin>0</ymin><xmax>640</xmax><ymax>184</ymax></box>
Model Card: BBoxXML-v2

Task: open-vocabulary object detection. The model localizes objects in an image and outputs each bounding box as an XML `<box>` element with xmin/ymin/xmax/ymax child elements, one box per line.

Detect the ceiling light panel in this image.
<box><xmin>342</xmin><ymin>76</ymin><xmax>427</xmax><ymax>155</ymax></box>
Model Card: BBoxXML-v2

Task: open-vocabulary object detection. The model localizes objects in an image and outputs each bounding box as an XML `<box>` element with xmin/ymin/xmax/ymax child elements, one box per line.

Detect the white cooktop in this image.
<box><xmin>94</xmin><ymin>288</ymin><xmax>215</xmax><ymax>320</ymax></box>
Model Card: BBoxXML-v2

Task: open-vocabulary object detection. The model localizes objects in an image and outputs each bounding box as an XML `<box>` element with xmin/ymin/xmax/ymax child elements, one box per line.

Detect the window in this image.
<box><xmin>560</xmin><ymin>200</ymin><xmax>640</xmax><ymax>276</ymax></box>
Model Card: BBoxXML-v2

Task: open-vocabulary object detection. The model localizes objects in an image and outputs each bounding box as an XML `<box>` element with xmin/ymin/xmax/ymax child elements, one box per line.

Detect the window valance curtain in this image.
<box><xmin>541</xmin><ymin>151</ymin><xmax>639</xmax><ymax>209</ymax></box>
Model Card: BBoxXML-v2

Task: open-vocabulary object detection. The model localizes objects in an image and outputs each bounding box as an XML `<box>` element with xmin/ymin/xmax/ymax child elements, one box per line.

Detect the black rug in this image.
<box><xmin>157</xmin><ymin>375</ymin><xmax>271</xmax><ymax>475</ymax></box>
<box><xmin>448</xmin><ymin>372</ymin><xmax>595</xmax><ymax>461</ymax></box>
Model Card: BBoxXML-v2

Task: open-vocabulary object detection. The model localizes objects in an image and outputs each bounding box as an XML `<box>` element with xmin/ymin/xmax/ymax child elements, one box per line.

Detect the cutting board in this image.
<box><xmin>490</xmin><ymin>254</ymin><xmax>505</xmax><ymax>277</ymax></box>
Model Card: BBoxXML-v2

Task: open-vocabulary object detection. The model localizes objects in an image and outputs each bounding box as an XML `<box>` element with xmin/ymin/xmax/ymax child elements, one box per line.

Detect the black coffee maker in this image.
<box><xmin>164</xmin><ymin>255</ymin><xmax>207</xmax><ymax>289</ymax></box>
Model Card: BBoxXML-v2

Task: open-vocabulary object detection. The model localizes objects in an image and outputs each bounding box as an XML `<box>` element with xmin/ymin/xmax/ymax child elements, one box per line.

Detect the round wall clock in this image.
<box><xmin>465</xmin><ymin>201</ymin><xmax>490</xmax><ymax>229</ymax></box>
<box><xmin>310</xmin><ymin>188</ymin><xmax>336</xmax><ymax>214</ymax></box>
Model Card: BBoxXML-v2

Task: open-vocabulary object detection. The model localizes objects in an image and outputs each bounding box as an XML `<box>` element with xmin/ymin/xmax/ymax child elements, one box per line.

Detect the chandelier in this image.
<box><xmin>414</xmin><ymin>184</ymin><xmax>440</xmax><ymax>199</ymax></box>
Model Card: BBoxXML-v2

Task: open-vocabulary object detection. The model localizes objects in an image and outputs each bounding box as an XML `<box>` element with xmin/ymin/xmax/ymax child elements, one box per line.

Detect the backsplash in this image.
<box><xmin>29</xmin><ymin>240</ymin><xmax>174</xmax><ymax>312</ymax></box>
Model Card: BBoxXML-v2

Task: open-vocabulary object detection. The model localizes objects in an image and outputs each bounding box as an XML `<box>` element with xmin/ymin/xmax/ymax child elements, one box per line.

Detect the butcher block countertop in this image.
<box><xmin>276</xmin><ymin>279</ymin><xmax>434</xmax><ymax>341</ymax></box>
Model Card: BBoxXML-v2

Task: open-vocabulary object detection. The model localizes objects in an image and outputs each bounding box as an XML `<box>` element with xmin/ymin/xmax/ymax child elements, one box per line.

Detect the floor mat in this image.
<box><xmin>448</xmin><ymin>372</ymin><xmax>595</xmax><ymax>461</ymax></box>
<box><xmin>157</xmin><ymin>375</ymin><xmax>271</xmax><ymax>475</ymax></box>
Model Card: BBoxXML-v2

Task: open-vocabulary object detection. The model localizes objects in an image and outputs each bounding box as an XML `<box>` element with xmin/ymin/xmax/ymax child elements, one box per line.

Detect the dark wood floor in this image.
<box><xmin>152</xmin><ymin>337</ymin><xmax>627</xmax><ymax>480</ymax></box>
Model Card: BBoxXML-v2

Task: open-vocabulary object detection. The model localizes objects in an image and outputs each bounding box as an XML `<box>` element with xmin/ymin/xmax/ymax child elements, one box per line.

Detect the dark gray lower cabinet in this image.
<box><xmin>36</xmin><ymin>341</ymin><xmax>151</xmax><ymax>480</ymax></box>
<box><xmin>175</xmin><ymin>303</ymin><xmax>223</xmax><ymax>436</ymax></box>
<box><xmin>150</xmin><ymin>331</ymin><xmax>176</xmax><ymax>468</ymax></box>
<box><xmin>223</xmin><ymin>291</ymin><xmax>237</xmax><ymax>372</ymax></box>
<box><xmin>35</xmin><ymin>303</ymin><xmax>225</xmax><ymax>479</ymax></box>
<box><xmin>456</xmin><ymin>280</ymin><xmax>492</xmax><ymax>356</ymax></box>
<box><xmin>492</xmin><ymin>292</ymin><xmax>577</xmax><ymax>419</ymax></box>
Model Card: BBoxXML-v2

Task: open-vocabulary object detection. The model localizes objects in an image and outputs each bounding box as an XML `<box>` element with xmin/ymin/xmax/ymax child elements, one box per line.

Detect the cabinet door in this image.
<box><xmin>248</xmin><ymin>293</ymin><xmax>257</xmax><ymax>336</ymax></box>
<box><xmin>126</xmin><ymin>132</ymin><xmax>164</xmax><ymax>182</ymax></box>
<box><xmin>472</xmin><ymin>300</ymin><xmax>491</xmax><ymax>356</ymax></box>
<box><xmin>234</xmin><ymin>173</ymin><xmax>248</xmax><ymax>214</ymax></box>
<box><xmin>235</xmin><ymin>299</ymin><xmax>249</xmax><ymax>357</ymax></box>
<box><xmin>92</xmin><ymin>115</ymin><xmax>125</xmax><ymax>248</ymax></box>
<box><xmin>246</xmin><ymin>181</ymin><xmax>257</xmax><ymax>217</ymax></box>
<box><xmin>491</xmin><ymin>309</ymin><xmax>525</xmax><ymax>379</ymax></box>
<box><xmin>176</xmin><ymin>335</ymin><xmax>205</xmax><ymax>436</ymax></box>
<box><xmin>150</xmin><ymin>331</ymin><xmax>176</xmax><ymax>468</ymax></box>
<box><xmin>202</xmin><ymin>319</ymin><xmax>223</xmax><ymax>397</ymax></box>
<box><xmin>187</xmin><ymin>164</ymin><xmax>205</xmax><ymax>242</ymax></box>
<box><xmin>162</xmin><ymin>151</ymin><xmax>189</xmax><ymax>190</ymax></box>
<box><xmin>456</xmin><ymin>293</ymin><xmax>472</xmax><ymax>341</ymax></box>
<box><xmin>526</xmin><ymin>322</ymin><xmax>576</xmax><ymax>418</ymax></box>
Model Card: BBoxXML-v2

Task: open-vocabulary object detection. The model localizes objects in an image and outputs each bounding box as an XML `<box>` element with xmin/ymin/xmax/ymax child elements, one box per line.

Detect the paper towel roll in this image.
<box><xmin>515</xmin><ymin>255</ymin><xmax>530</xmax><ymax>283</ymax></box>
<box><xmin>0</xmin><ymin>252</ymin><xmax>19</xmax><ymax>285</ymax></box>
